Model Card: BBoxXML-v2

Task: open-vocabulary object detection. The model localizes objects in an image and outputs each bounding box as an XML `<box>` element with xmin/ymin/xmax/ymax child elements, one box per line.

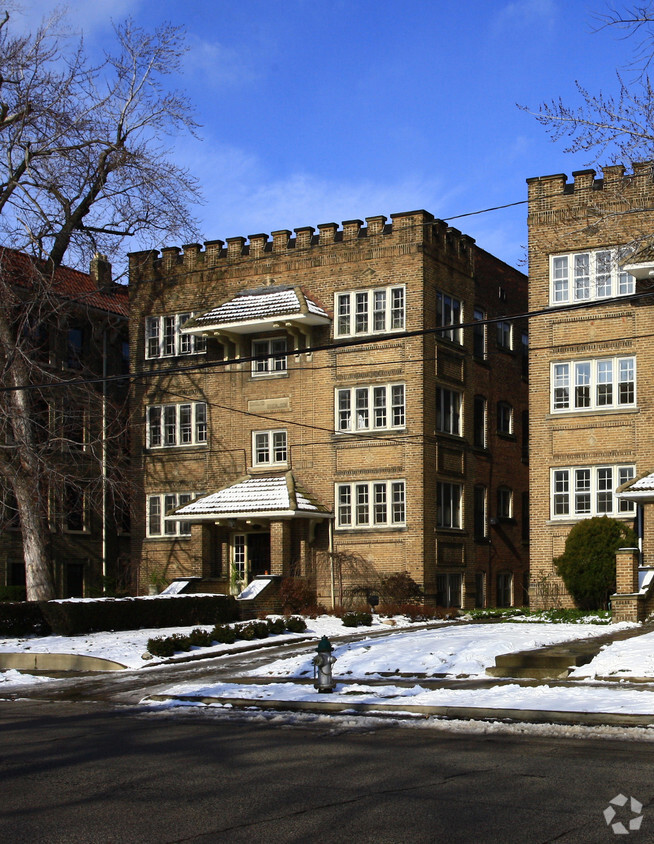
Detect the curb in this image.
<box><xmin>142</xmin><ymin>692</ymin><xmax>654</xmax><ymax>728</ymax></box>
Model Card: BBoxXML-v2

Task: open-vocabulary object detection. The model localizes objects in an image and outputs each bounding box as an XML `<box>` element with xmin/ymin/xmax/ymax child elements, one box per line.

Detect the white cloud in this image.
<box><xmin>12</xmin><ymin>1</ymin><xmax>141</xmax><ymax>37</ymax></box>
<box><xmin>492</xmin><ymin>0</ymin><xmax>557</xmax><ymax>35</ymax></box>
<box><xmin>184</xmin><ymin>35</ymin><xmax>257</xmax><ymax>91</ymax></box>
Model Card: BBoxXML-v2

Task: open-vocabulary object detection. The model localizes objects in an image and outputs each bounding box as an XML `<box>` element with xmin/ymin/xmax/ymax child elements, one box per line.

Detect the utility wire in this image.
<box><xmin>2</xmin><ymin>288</ymin><xmax>653</xmax><ymax>394</ymax></box>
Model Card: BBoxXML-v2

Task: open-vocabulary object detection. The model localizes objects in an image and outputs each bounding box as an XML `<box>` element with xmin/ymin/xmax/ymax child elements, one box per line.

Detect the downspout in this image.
<box><xmin>101</xmin><ymin>329</ymin><xmax>107</xmax><ymax>593</ymax></box>
<box><xmin>329</xmin><ymin>518</ymin><xmax>335</xmax><ymax>610</ymax></box>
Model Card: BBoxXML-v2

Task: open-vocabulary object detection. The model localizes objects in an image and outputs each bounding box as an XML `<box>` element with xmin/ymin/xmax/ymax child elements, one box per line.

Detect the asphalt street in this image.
<box><xmin>1</xmin><ymin>698</ymin><xmax>652</xmax><ymax>843</ymax></box>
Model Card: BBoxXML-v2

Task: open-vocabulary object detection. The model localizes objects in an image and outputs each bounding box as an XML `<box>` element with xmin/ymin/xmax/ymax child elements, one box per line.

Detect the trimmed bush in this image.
<box><xmin>38</xmin><ymin>594</ymin><xmax>238</xmax><ymax>636</ymax></box>
<box><xmin>188</xmin><ymin>627</ymin><xmax>214</xmax><ymax>647</ymax></box>
<box><xmin>211</xmin><ymin>624</ymin><xmax>237</xmax><ymax>644</ymax></box>
<box><xmin>342</xmin><ymin>611</ymin><xmax>373</xmax><ymax>627</ymax></box>
<box><xmin>554</xmin><ymin>516</ymin><xmax>637</xmax><ymax>610</ymax></box>
<box><xmin>0</xmin><ymin>601</ymin><xmax>50</xmax><ymax>637</ymax></box>
<box><xmin>284</xmin><ymin>615</ymin><xmax>307</xmax><ymax>633</ymax></box>
<box><xmin>267</xmin><ymin>617</ymin><xmax>286</xmax><ymax>634</ymax></box>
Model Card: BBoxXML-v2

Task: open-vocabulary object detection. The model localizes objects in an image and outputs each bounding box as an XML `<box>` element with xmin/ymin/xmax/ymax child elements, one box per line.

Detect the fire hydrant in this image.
<box><xmin>312</xmin><ymin>635</ymin><xmax>336</xmax><ymax>693</ymax></box>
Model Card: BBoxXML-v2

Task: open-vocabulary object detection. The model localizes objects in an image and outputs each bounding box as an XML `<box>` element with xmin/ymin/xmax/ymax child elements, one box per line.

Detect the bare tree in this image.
<box><xmin>522</xmin><ymin>4</ymin><xmax>654</xmax><ymax>165</ymax></box>
<box><xmin>0</xmin><ymin>9</ymin><xmax>202</xmax><ymax>600</ymax></box>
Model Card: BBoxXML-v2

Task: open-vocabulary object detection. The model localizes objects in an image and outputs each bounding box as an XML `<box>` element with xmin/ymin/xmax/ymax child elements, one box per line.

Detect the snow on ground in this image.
<box><xmin>3</xmin><ymin>616</ymin><xmax>654</xmax><ymax>723</ymax></box>
<box><xmin>255</xmin><ymin>622</ymin><xmax>621</xmax><ymax>679</ymax></box>
<box><xmin>157</xmin><ymin>677</ymin><xmax>654</xmax><ymax>715</ymax></box>
<box><xmin>570</xmin><ymin>629</ymin><xmax>654</xmax><ymax>679</ymax></box>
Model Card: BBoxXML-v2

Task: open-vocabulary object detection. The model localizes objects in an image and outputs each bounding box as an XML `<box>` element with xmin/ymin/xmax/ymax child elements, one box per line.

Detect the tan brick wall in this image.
<box><xmin>129</xmin><ymin>212</ymin><xmax>528</xmax><ymax>608</ymax></box>
<box><xmin>528</xmin><ymin>164</ymin><xmax>654</xmax><ymax>608</ymax></box>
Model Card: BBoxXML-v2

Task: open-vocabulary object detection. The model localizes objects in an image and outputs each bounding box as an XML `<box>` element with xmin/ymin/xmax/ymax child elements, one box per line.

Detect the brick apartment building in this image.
<box><xmin>527</xmin><ymin>163</ymin><xmax>654</xmax><ymax>609</ymax></box>
<box><xmin>0</xmin><ymin>250</ymin><xmax>130</xmax><ymax>599</ymax></box>
<box><xmin>129</xmin><ymin>210</ymin><xmax>528</xmax><ymax>609</ymax></box>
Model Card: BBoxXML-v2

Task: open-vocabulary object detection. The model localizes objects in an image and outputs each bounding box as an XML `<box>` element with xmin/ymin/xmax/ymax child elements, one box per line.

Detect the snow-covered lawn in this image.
<box><xmin>4</xmin><ymin>615</ymin><xmax>654</xmax><ymax>722</ymax></box>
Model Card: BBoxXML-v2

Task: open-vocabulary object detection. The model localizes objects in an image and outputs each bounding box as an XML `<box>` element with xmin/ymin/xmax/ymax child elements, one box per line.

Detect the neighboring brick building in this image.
<box><xmin>129</xmin><ymin>211</ymin><xmax>528</xmax><ymax>608</ymax></box>
<box><xmin>0</xmin><ymin>249</ymin><xmax>130</xmax><ymax>598</ymax></box>
<box><xmin>527</xmin><ymin>163</ymin><xmax>654</xmax><ymax>609</ymax></box>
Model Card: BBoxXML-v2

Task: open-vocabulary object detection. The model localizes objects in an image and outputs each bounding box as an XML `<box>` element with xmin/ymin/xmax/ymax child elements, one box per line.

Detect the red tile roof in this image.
<box><xmin>0</xmin><ymin>247</ymin><xmax>128</xmax><ymax>317</ymax></box>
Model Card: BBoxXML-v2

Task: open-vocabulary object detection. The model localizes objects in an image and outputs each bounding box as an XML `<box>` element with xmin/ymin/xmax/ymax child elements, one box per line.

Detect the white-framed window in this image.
<box><xmin>145</xmin><ymin>314</ymin><xmax>207</xmax><ymax>359</ymax></box>
<box><xmin>436</xmin><ymin>388</ymin><xmax>462</xmax><ymax>436</ymax></box>
<box><xmin>334</xmin><ymin>286</ymin><xmax>405</xmax><ymax>337</ymax></box>
<box><xmin>147</xmin><ymin>402</ymin><xmax>207</xmax><ymax>448</ymax></box>
<box><xmin>335</xmin><ymin>383</ymin><xmax>405</xmax><ymax>432</ymax></box>
<box><xmin>497</xmin><ymin>486</ymin><xmax>513</xmax><ymax>519</ymax></box>
<box><xmin>496</xmin><ymin>320</ymin><xmax>513</xmax><ymax>350</ymax></box>
<box><xmin>147</xmin><ymin>492</ymin><xmax>194</xmax><ymax>537</ymax></box>
<box><xmin>436</xmin><ymin>291</ymin><xmax>462</xmax><ymax>344</ymax></box>
<box><xmin>251</xmin><ymin>337</ymin><xmax>287</xmax><ymax>376</ymax></box>
<box><xmin>497</xmin><ymin>401</ymin><xmax>513</xmax><ymax>435</ymax></box>
<box><xmin>549</xmin><ymin>249</ymin><xmax>635</xmax><ymax>305</ymax></box>
<box><xmin>437</xmin><ymin>482</ymin><xmax>462</xmax><ymax>528</ymax></box>
<box><xmin>252</xmin><ymin>429</ymin><xmax>287</xmax><ymax>466</ymax></box>
<box><xmin>551</xmin><ymin>357</ymin><xmax>636</xmax><ymax>412</ymax></box>
<box><xmin>497</xmin><ymin>572</ymin><xmax>513</xmax><ymax>607</ymax></box>
<box><xmin>474</xmin><ymin>485</ymin><xmax>487</xmax><ymax>540</ymax></box>
<box><xmin>336</xmin><ymin>480</ymin><xmax>406</xmax><ymax>529</ymax></box>
<box><xmin>551</xmin><ymin>464</ymin><xmax>636</xmax><ymax>519</ymax></box>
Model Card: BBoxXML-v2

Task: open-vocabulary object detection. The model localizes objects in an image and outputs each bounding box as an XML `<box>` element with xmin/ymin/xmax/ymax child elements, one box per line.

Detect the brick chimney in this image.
<box><xmin>90</xmin><ymin>253</ymin><xmax>112</xmax><ymax>291</ymax></box>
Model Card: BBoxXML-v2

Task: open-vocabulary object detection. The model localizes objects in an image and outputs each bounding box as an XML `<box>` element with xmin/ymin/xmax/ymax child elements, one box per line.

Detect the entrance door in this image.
<box><xmin>248</xmin><ymin>533</ymin><xmax>271</xmax><ymax>579</ymax></box>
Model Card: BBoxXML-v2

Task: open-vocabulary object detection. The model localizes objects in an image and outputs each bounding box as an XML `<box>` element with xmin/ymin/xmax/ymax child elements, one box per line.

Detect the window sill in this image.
<box><xmin>547</xmin><ymin>406</ymin><xmax>639</xmax><ymax>419</ymax></box>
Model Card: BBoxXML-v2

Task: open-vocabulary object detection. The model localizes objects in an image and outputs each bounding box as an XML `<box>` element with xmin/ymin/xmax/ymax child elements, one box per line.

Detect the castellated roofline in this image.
<box><xmin>128</xmin><ymin>210</ymin><xmax>477</xmax><ymax>279</ymax></box>
<box><xmin>526</xmin><ymin>161</ymin><xmax>653</xmax><ymax>197</ymax></box>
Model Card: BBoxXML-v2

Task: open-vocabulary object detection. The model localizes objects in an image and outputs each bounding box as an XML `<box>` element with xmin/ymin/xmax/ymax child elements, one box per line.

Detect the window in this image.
<box><xmin>473</xmin><ymin>308</ymin><xmax>486</xmax><ymax>359</ymax></box>
<box><xmin>550</xmin><ymin>249</ymin><xmax>635</xmax><ymax>305</ymax></box>
<box><xmin>437</xmin><ymin>482</ymin><xmax>462</xmax><ymax>528</ymax></box>
<box><xmin>251</xmin><ymin>337</ymin><xmax>287</xmax><ymax>376</ymax></box>
<box><xmin>336</xmin><ymin>384</ymin><xmax>405</xmax><ymax>432</ymax></box>
<box><xmin>521</xmin><ymin>331</ymin><xmax>529</xmax><ymax>377</ymax></box>
<box><xmin>147</xmin><ymin>402</ymin><xmax>207</xmax><ymax>448</ymax></box>
<box><xmin>335</xmin><ymin>286</ymin><xmax>405</xmax><ymax>337</ymax></box>
<box><xmin>551</xmin><ymin>357</ymin><xmax>636</xmax><ymax>412</ymax></box>
<box><xmin>252</xmin><ymin>430</ymin><xmax>287</xmax><ymax>466</ymax></box>
<box><xmin>496</xmin><ymin>321</ymin><xmax>513</xmax><ymax>350</ymax></box>
<box><xmin>436</xmin><ymin>573</ymin><xmax>462</xmax><ymax>608</ymax></box>
<box><xmin>145</xmin><ymin>314</ymin><xmax>206</xmax><ymax>359</ymax></box>
<box><xmin>551</xmin><ymin>465</ymin><xmax>636</xmax><ymax>519</ymax></box>
<box><xmin>336</xmin><ymin>480</ymin><xmax>405</xmax><ymax>529</ymax></box>
<box><xmin>436</xmin><ymin>291</ymin><xmax>462</xmax><ymax>344</ymax></box>
<box><xmin>473</xmin><ymin>396</ymin><xmax>487</xmax><ymax>448</ymax></box>
<box><xmin>497</xmin><ymin>572</ymin><xmax>513</xmax><ymax>607</ymax></box>
<box><xmin>64</xmin><ymin>484</ymin><xmax>88</xmax><ymax>533</ymax></box>
<box><xmin>436</xmin><ymin>388</ymin><xmax>462</xmax><ymax>436</ymax></box>
<box><xmin>474</xmin><ymin>485</ymin><xmax>487</xmax><ymax>540</ymax></box>
<box><xmin>497</xmin><ymin>401</ymin><xmax>513</xmax><ymax>435</ymax></box>
<box><xmin>475</xmin><ymin>571</ymin><xmax>486</xmax><ymax>608</ymax></box>
<box><xmin>147</xmin><ymin>493</ymin><xmax>193</xmax><ymax>537</ymax></box>
<box><xmin>497</xmin><ymin>486</ymin><xmax>513</xmax><ymax>519</ymax></box>
<box><xmin>67</xmin><ymin>327</ymin><xmax>84</xmax><ymax>369</ymax></box>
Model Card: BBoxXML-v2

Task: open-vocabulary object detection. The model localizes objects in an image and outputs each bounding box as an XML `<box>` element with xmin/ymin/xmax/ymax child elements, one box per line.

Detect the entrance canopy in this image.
<box><xmin>167</xmin><ymin>472</ymin><xmax>332</xmax><ymax>524</ymax></box>
<box><xmin>616</xmin><ymin>470</ymin><xmax>654</xmax><ymax>503</ymax></box>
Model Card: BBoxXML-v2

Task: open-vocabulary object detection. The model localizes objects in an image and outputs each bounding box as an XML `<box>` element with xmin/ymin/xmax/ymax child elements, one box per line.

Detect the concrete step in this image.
<box><xmin>486</xmin><ymin>665</ymin><xmax>571</xmax><ymax>680</ymax></box>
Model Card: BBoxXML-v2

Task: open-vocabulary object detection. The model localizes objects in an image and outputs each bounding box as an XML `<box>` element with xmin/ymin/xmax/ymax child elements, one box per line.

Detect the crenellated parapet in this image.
<box><xmin>128</xmin><ymin>209</ymin><xmax>477</xmax><ymax>282</ymax></box>
<box><xmin>526</xmin><ymin>161</ymin><xmax>654</xmax><ymax>220</ymax></box>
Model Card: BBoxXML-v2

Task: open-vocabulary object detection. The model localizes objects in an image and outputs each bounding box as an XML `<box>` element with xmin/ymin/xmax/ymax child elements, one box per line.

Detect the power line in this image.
<box><xmin>3</xmin><ymin>287</ymin><xmax>653</xmax><ymax>394</ymax></box>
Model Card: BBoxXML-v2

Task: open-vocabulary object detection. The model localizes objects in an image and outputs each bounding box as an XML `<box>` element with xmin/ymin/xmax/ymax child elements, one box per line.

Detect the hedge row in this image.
<box><xmin>0</xmin><ymin>595</ymin><xmax>239</xmax><ymax>637</ymax></box>
<box><xmin>147</xmin><ymin>616</ymin><xmax>308</xmax><ymax>657</ymax></box>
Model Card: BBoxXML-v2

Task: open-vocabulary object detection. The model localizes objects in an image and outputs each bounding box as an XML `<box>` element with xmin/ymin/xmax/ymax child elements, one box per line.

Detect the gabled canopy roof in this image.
<box><xmin>167</xmin><ymin>472</ymin><xmax>332</xmax><ymax>522</ymax></box>
<box><xmin>617</xmin><ymin>470</ymin><xmax>654</xmax><ymax>502</ymax></box>
<box><xmin>620</xmin><ymin>241</ymin><xmax>654</xmax><ymax>280</ymax></box>
<box><xmin>181</xmin><ymin>284</ymin><xmax>331</xmax><ymax>336</ymax></box>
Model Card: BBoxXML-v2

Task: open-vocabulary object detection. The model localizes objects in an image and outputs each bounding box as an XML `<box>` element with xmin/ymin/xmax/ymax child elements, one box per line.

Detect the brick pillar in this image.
<box><xmin>615</xmin><ymin>547</ymin><xmax>639</xmax><ymax>594</ymax></box>
<box><xmin>642</xmin><ymin>501</ymin><xmax>654</xmax><ymax>567</ymax></box>
<box><xmin>270</xmin><ymin>521</ymin><xmax>291</xmax><ymax>576</ymax></box>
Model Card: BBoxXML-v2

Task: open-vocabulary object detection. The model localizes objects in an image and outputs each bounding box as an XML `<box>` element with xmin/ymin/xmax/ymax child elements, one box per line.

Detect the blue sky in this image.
<box><xmin>19</xmin><ymin>0</ymin><xmax>634</xmax><ymax>269</ymax></box>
